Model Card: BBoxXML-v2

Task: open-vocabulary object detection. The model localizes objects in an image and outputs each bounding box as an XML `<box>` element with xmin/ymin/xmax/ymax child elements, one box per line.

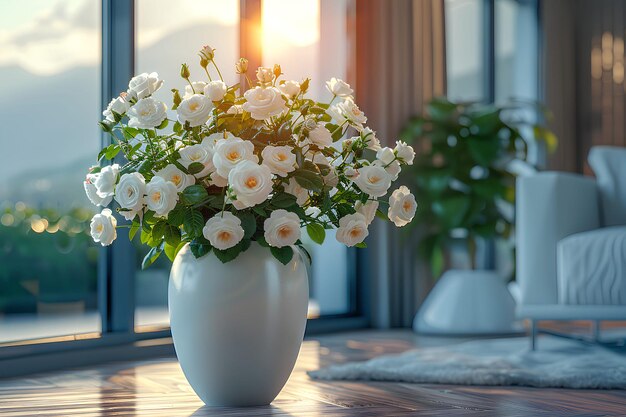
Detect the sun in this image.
<box><xmin>262</xmin><ymin>0</ymin><xmax>320</xmax><ymax>49</ymax></box>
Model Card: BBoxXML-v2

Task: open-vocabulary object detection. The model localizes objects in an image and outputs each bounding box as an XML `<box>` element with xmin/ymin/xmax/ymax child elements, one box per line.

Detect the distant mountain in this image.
<box><xmin>0</xmin><ymin>22</ymin><xmax>235</xmax><ymax>210</ymax></box>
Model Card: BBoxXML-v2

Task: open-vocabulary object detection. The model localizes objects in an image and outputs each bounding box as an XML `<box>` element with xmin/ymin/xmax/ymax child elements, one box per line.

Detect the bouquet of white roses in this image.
<box><xmin>85</xmin><ymin>44</ymin><xmax>417</xmax><ymax>267</ymax></box>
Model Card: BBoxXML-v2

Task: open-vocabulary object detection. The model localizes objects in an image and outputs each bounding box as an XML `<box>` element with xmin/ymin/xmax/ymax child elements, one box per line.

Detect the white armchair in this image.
<box><xmin>515</xmin><ymin>146</ymin><xmax>626</xmax><ymax>349</ymax></box>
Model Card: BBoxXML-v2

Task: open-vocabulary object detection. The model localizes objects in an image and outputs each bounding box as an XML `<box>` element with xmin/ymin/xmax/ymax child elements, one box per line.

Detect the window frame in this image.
<box><xmin>0</xmin><ymin>0</ymin><xmax>367</xmax><ymax>375</ymax></box>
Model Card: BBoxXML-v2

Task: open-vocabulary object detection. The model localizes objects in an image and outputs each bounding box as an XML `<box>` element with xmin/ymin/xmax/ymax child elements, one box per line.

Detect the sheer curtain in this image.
<box><xmin>355</xmin><ymin>0</ymin><xmax>446</xmax><ymax>327</ymax></box>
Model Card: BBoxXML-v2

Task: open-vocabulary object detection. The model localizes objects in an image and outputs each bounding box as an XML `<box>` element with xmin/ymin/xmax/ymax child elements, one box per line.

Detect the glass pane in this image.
<box><xmin>0</xmin><ymin>1</ymin><xmax>101</xmax><ymax>343</ymax></box>
<box><xmin>262</xmin><ymin>0</ymin><xmax>352</xmax><ymax>316</ymax></box>
<box><xmin>445</xmin><ymin>0</ymin><xmax>485</xmax><ymax>101</ymax></box>
<box><xmin>495</xmin><ymin>0</ymin><xmax>539</xmax><ymax>103</ymax></box>
<box><xmin>134</xmin><ymin>0</ymin><xmax>240</xmax><ymax>330</ymax></box>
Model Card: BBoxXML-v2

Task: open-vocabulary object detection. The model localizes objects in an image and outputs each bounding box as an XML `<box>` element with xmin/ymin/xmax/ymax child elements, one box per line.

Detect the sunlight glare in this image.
<box><xmin>262</xmin><ymin>0</ymin><xmax>319</xmax><ymax>49</ymax></box>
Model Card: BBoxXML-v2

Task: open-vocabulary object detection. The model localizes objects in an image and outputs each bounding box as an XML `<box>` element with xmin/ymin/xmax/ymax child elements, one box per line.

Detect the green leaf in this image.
<box><xmin>190</xmin><ymin>238</ymin><xmax>212</xmax><ymax>258</ymax></box>
<box><xmin>238</xmin><ymin>212</ymin><xmax>257</xmax><ymax>239</ymax></box>
<box><xmin>98</xmin><ymin>120</ymin><xmax>113</xmax><ymax>133</ymax></box>
<box><xmin>129</xmin><ymin>221</ymin><xmax>140</xmax><ymax>241</ymax></box>
<box><xmin>467</xmin><ymin>138</ymin><xmax>500</xmax><ymax>167</ymax></box>
<box><xmin>355</xmin><ymin>242</ymin><xmax>367</xmax><ymax>248</ymax></box>
<box><xmin>98</xmin><ymin>144</ymin><xmax>120</xmax><ymax>161</ymax></box>
<box><xmin>167</xmin><ymin>207</ymin><xmax>185</xmax><ymax>226</ymax></box>
<box><xmin>151</xmin><ymin>221</ymin><xmax>167</xmax><ymax>240</ymax></box>
<box><xmin>214</xmin><ymin>239</ymin><xmax>251</xmax><ymax>263</ymax></box>
<box><xmin>427</xmin><ymin>98</ymin><xmax>457</xmax><ymax>121</ymax></box>
<box><xmin>187</xmin><ymin>162</ymin><xmax>205</xmax><ymax>175</ymax></box>
<box><xmin>256</xmin><ymin>236</ymin><xmax>270</xmax><ymax>247</ymax></box>
<box><xmin>173</xmin><ymin>121</ymin><xmax>184</xmax><ymax>134</ymax></box>
<box><xmin>306</xmin><ymin>223</ymin><xmax>325</xmax><ymax>245</ymax></box>
<box><xmin>164</xmin><ymin>241</ymin><xmax>185</xmax><ymax>262</ymax></box>
<box><xmin>271</xmin><ymin>193</ymin><xmax>298</xmax><ymax>209</ymax></box>
<box><xmin>182</xmin><ymin>185</ymin><xmax>209</xmax><ymax>205</ymax></box>
<box><xmin>292</xmin><ymin>169</ymin><xmax>323</xmax><ymax>192</ymax></box>
<box><xmin>270</xmin><ymin>245</ymin><xmax>294</xmax><ymax>265</ymax></box>
<box><xmin>431</xmin><ymin>196</ymin><xmax>471</xmax><ymax>229</ymax></box>
<box><xmin>164</xmin><ymin>225</ymin><xmax>181</xmax><ymax>247</ymax></box>
<box><xmin>122</xmin><ymin>127</ymin><xmax>140</xmax><ymax>140</ymax></box>
<box><xmin>183</xmin><ymin>209</ymin><xmax>205</xmax><ymax>237</ymax></box>
<box><xmin>252</xmin><ymin>206</ymin><xmax>267</xmax><ymax>217</ymax></box>
<box><xmin>156</xmin><ymin>118</ymin><xmax>169</xmax><ymax>130</ymax></box>
<box><xmin>431</xmin><ymin>244</ymin><xmax>444</xmax><ymax>277</ymax></box>
<box><xmin>142</xmin><ymin>245</ymin><xmax>163</xmax><ymax>270</ymax></box>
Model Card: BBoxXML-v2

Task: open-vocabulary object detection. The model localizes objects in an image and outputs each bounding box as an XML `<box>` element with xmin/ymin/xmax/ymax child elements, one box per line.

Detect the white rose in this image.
<box><xmin>183</xmin><ymin>81</ymin><xmax>208</xmax><ymax>99</ymax></box>
<box><xmin>336</xmin><ymin>213</ymin><xmax>368</xmax><ymax>247</ymax></box>
<box><xmin>284</xmin><ymin>177</ymin><xmax>309</xmax><ymax>205</ymax></box>
<box><xmin>94</xmin><ymin>164</ymin><xmax>120</xmax><ymax>199</ymax></box>
<box><xmin>243</xmin><ymin>86</ymin><xmax>287</xmax><ymax>120</ymax></box>
<box><xmin>228</xmin><ymin>160</ymin><xmax>273</xmax><ymax>208</ymax></box>
<box><xmin>178</xmin><ymin>138</ymin><xmax>215</xmax><ymax>178</ymax></box>
<box><xmin>308</xmin><ymin>123</ymin><xmax>333</xmax><ymax>148</ymax></box>
<box><xmin>202</xmin><ymin>212</ymin><xmax>245</xmax><ymax>250</ymax></box>
<box><xmin>279</xmin><ymin>80</ymin><xmax>301</xmax><ymax>98</ymax></box>
<box><xmin>376</xmin><ymin>147</ymin><xmax>396</xmax><ymax>165</ymax></box>
<box><xmin>305</xmin><ymin>207</ymin><xmax>321</xmax><ymax>218</ymax></box>
<box><xmin>327</xmin><ymin>103</ymin><xmax>346</xmax><ymax>125</ymax></box>
<box><xmin>90</xmin><ymin>208</ymin><xmax>117</xmax><ymax>246</ymax></box>
<box><xmin>385</xmin><ymin>160</ymin><xmax>401</xmax><ymax>180</ymax></box>
<box><xmin>388</xmin><ymin>186</ymin><xmax>417</xmax><ymax>227</ymax></box>
<box><xmin>344</xmin><ymin>167</ymin><xmax>359</xmax><ymax>180</ymax></box>
<box><xmin>127</xmin><ymin>72</ymin><xmax>163</xmax><ymax>100</ymax></box>
<box><xmin>355</xmin><ymin>199</ymin><xmax>379</xmax><ymax>225</ymax></box>
<box><xmin>323</xmin><ymin>167</ymin><xmax>339</xmax><ymax>188</ymax></box>
<box><xmin>204</xmin><ymin>80</ymin><xmax>228</xmax><ymax>101</ymax></box>
<box><xmin>337</xmin><ymin>97</ymin><xmax>367</xmax><ymax>126</ymax></box>
<box><xmin>127</xmin><ymin>97</ymin><xmax>167</xmax><ymax>129</ymax></box>
<box><xmin>261</xmin><ymin>145</ymin><xmax>296</xmax><ymax>177</ymax></box>
<box><xmin>263</xmin><ymin>209</ymin><xmax>301</xmax><ymax>248</ymax></box>
<box><xmin>213</xmin><ymin>136</ymin><xmax>258</xmax><ymax>178</ymax></box>
<box><xmin>256</xmin><ymin>66</ymin><xmax>275</xmax><ymax>84</ymax></box>
<box><xmin>155</xmin><ymin>164</ymin><xmax>195</xmax><ymax>193</ymax></box>
<box><xmin>325</xmin><ymin>77</ymin><xmax>353</xmax><ymax>97</ymax></box>
<box><xmin>395</xmin><ymin>141</ymin><xmax>415</xmax><ymax>165</ymax></box>
<box><xmin>146</xmin><ymin>176</ymin><xmax>179</xmax><ymax>217</ymax></box>
<box><xmin>84</xmin><ymin>173</ymin><xmax>112</xmax><ymax>207</ymax></box>
<box><xmin>103</xmin><ymin>93</ymin><xmax>130</xmax><ymax>122</ymax></box>
<box><xmin>227</xmin><ymin>104</ymin><xmax>244</xmax><ymax>115</ymax></box>
<box><xmin>362</xmin><ymin>127</ymin><xmax>381</xmax><ymax>151</ymax></box>
<box><xmin>114</xmin><ymin>172</ymin><xmax>146</xmax><ymax>220</ymax></box>
<box><xmin>211</xmin><ymin>174</ymin><xmax>229</xmax><ymax>187</ymax></box>
<box><xmin>354</xmin><ymin>165</ymin><xmax>392</xmax><ymax>197</ymax></box>
<box><xmin>177</xmin><ymin>94</ymin><xmax>213</xmax><ymax>127</ymax></box>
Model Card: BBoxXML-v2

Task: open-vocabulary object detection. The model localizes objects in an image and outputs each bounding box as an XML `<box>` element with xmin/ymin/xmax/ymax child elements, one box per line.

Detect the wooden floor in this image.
<box><xmin>1</xmin><ymin>330</ymin><xmax>626</xmax><ymax>416</ymax></box>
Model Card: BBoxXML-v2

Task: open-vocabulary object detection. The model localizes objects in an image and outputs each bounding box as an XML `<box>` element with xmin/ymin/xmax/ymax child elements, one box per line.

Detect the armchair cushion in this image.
<box><xmin>557</xmin><ymin>226</ymin><xmax>626</xmax><ymax>305</ymax></box>
<box><xmin>588</xmin><ymin>146</ymin><xmax>626</xmax><ymax>226</ymax></box>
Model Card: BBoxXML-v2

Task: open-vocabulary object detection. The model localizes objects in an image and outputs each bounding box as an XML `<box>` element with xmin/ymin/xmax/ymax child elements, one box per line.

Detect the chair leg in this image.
<box><xmin>530</xmin><ymin>320</ymin><xmax>537</xmax><ymax>351</ymax></box>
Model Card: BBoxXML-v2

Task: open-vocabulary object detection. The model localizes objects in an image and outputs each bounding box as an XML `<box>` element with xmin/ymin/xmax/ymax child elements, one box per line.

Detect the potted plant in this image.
<box><xmin>401</xmin><ymin>98</ymin><xmax>556</xmax><ymax>335</ymax></box>
<box><xmin>85</xmin><ymin>44</ymin><xmax>417</xmax><ymax>406</ymax></box>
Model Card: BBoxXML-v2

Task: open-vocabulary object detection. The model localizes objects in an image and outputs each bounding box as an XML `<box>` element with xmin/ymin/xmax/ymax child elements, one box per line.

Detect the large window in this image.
<box><xmin>445</xmin><ymin>0</ymin><xmax>539</xmax><ymax>104</ymax></box>
<box><xmin>0</xmin><ymin>0</ymin><xmax>101</xmax><ymax>343</ymax></box>
<box><xmin>0</xmin><ymin>0</ymin><xmax>361</xmax><ymax>353</ymax></box>
<box><xmin>133</xmin><ymin>0</ymin><xmax>240</xmax><ymax>331</ymax></box>
<box><xmin>262</xmin><ymin>0</ymin><xmax>354</xmax><ymax>317</ymax></box>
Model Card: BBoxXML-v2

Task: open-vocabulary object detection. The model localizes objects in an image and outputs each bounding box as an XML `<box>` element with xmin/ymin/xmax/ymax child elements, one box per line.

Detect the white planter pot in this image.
<box><xmin>413</xmin><ymin>269</ymin><xmax>518</xmax><ymax>335</ymax></box>
<box><xmin>169</xmin><ymin>242</ymin><xmax>309</xmax><ymax>406</ymax></box>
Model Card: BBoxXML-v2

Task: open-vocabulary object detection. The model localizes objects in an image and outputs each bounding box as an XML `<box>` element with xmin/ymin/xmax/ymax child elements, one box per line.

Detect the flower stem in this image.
<box><xmin>211</xmin><ymin>60</ymin><xmax>224</xmax><ymax>82</ymax></box>
<box><xmin>203</xmin><ymin>67</ymin><xmax>212</xmax><ymax>82</ymax></box>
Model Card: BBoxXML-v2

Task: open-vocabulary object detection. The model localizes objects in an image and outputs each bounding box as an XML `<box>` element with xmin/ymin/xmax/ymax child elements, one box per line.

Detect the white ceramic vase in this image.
<box><xmin>168</xmin><ymin>242</ymin><xmax>309</xmax><ymax>407</ymax></box>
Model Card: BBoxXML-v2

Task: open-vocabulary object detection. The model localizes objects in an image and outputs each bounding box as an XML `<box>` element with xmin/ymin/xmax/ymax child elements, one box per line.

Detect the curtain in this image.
<box><xmin>354</xmin><ymin>0</ymin><xmax>446</xmax><ymax>328</ymax></box>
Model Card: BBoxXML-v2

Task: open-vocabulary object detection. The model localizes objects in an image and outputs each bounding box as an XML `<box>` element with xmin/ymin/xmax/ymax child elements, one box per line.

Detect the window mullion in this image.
<box><xmin>100</xmin><ymin>0</ymin><xmax>136</xmax><ymax>334</ymax></box>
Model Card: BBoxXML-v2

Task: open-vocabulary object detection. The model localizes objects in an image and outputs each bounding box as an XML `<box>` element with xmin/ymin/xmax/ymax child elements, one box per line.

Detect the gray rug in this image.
<box><xmin>308</xmin><ymin>336</ymin><xmax>626</xmax><ymax>389</ymax></box>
